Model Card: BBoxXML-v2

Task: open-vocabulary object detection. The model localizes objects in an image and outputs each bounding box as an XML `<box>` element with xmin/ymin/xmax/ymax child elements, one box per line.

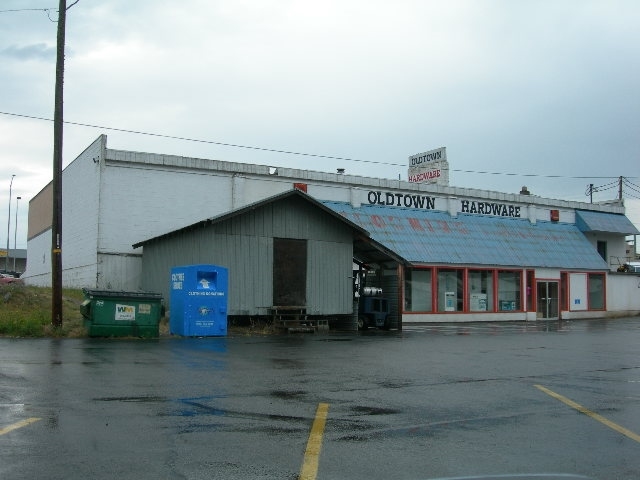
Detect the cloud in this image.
<box><xmin>0</xmin><ymin>0</ymin><xmax>638</xmax><ymax>212</ymax></box>
<box><xmin>1</xmin><ymin>43</ymin><xmax>56</xmax><ymax>61</ymax></box>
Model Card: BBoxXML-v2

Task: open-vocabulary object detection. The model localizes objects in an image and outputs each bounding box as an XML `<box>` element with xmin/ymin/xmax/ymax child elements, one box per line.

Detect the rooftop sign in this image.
<box><xmin>408</xmin><ymin>147</ymin><xmax>449</xmax><ymax>186</ymax></box>
<box><xmin>409</xmin><ymin>147</ymin><xmax>447</xmax><ymax>167</ymax></box>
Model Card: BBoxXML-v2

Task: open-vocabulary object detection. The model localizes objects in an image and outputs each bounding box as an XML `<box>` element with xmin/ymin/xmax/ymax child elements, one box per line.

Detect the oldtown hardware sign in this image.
<box><xmin>366</xmin><ymin>191</ymin><xmax>522</xmax><ymax>218</ymax></box>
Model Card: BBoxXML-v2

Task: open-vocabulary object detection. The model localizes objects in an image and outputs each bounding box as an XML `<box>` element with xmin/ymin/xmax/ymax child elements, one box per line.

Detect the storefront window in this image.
<box><xmin>468</xmin><ymin>270</ymin><xmax>494</xmax><ymax>312</ymax></box>
<box><xmin>589</xmin><ymin>273</ymin><xmax>605</xmax><ymax>310</ymax></box>
<box><xmin>437</xmin><ymin>269</ymin><xmax>463</xmax><ymax>312</ymax></box>
<box><xmin>404</xmin><ymin>269</ymin><xmax>432</xmax><ymax>312</ymax></box>
<box><xmin>498</xmin><ymin>271</ymin><xmax>521</xmax><ymax>311</ymax></box>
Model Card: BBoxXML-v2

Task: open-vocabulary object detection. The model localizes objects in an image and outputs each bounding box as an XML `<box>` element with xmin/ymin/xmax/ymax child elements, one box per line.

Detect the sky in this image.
<box><xmin>1</xmin><ymin>0</ymin><xmax>639</xmax><ymax>250</ymax></box>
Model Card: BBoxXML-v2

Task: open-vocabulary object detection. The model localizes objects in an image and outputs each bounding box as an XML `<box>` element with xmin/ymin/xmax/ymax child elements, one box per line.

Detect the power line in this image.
<box><xmin>0</xmin><ymin>110</ymin><xmax>635</xmax><ymax>181</ymax></box>
<box><xmin>623</xmin><ymin>178</ymin><xmax>640</xmax><ymax>194</ymax></box>
<box><xmin>0</xmin><ymin>7</ymin><xmax>58</xmax><ymax>21</ymax></box>
<box><xmin>1</xmin><ymin>111</ymin><xmax>401</xmax><ymax>168</ymax></box>
<box><xmin>0</xmin><ymin>8</ymin><xmax>55</xmax><ymax>13</ymax></box>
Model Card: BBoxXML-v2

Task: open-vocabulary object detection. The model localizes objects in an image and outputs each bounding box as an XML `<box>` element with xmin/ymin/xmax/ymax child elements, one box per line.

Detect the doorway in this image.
<box><xmin>536</xmin><ymin>281</ymin><xmax>559</xmax><ymax>319</ymax></box>
<box><xmin>273</xmin><ymin>238</ymin><xmax>307</xmax><ymax>306</ymax></box>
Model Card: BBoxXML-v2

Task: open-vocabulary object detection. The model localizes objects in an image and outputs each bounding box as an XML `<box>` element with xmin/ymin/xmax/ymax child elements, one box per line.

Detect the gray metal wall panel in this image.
<box><xmin>382</xmin><ymin>270</ymin><xmax>400</xmax><ymax>328</ymax></box>
<box><xmin>97</xmin><ymin>253</ymin><xmax>142</xmax><ymax>291</ymax></box>
<box><xmin>307</xmin><ymin>240</ymin><xmax>353</xmax><ymax>315</ymax></box>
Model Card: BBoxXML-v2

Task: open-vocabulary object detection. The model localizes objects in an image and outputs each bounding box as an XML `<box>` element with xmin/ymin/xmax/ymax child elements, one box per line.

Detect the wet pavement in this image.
<box><xmin>1</xmin><ymin>317</ymin><xmax>640</xmax><ymax>479</ymax></box>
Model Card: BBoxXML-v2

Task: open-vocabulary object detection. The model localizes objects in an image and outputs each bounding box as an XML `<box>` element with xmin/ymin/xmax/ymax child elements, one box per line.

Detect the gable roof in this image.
<box><xmin>132</xmin><ymin>189</ymin><xmax>404</xmax><ymax>265</ymax></box>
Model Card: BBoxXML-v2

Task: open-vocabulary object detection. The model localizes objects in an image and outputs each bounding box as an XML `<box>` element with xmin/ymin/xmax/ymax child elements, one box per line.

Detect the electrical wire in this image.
<box><xmin>587</xmin><ymin>179</ymin><xmax>620</xmax><ymax>195</ymax></box>
<box><xmin>0</xmin><ymin>110</ymin><xmax>636</xmax><ymax>181</ymax></box>
<box><xmin>623</xmin><ymin>178</ymin><xmax>640</xmax><ymax>194</ymax></box>
<box><xmin>0</xmin><ymin>8</ymin><xmax>54</xmax><ymax>13</ymax></box>
<box><xmin>0</xmin><ymin>7</ymin><xmax>58</xmax><ymax>21</ymax></box>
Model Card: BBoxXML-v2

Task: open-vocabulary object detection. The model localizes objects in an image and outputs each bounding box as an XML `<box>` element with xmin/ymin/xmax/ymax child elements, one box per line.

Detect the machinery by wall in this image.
<box><xmin>354</xmin><ymin>268</ymin><xmax>391</xmax><ymax>330</ymax></box>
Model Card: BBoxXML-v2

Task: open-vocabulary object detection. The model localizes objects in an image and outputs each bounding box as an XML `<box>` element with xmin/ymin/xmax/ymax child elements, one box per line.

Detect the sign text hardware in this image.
<box><xmin>461</xmin><ymin>200</ymin><xmax>521</xmax><ymax>218</ymax></box>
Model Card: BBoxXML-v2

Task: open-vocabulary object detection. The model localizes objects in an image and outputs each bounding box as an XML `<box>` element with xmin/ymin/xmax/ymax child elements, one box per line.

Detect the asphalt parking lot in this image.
<box><xmin>2</xmin><ymin>317</ymin><xmax>640</xmax><ymax>479</ymax></box>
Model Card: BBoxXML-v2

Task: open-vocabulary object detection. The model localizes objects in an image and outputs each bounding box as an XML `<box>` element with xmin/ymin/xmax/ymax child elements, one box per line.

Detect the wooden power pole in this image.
<box><xmin>51</xmin><ymin>0</ymin><xmax>67</xmax><ymax>328</ymax></box>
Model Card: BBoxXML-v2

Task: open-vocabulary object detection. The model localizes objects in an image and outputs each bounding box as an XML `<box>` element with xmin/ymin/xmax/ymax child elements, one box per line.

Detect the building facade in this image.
<box><xmin>25</xmin><ymin>135</ymin><xmax>640</xmax><ymax>325</ymax></box>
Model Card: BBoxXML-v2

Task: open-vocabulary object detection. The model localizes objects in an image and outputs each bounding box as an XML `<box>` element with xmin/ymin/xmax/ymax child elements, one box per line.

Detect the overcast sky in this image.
<box><xmin>1</xmin><ymin>0</ymin><xmax>639</xmax><ymax>249</ymax></box>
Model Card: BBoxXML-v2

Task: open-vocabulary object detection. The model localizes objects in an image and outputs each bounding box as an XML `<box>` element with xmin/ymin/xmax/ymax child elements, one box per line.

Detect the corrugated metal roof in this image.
<box><xmin>322</xmin><ymin>202</ymin><xmax>609</xmax><ymax>270</ymax></box>
<box><xmin>575</xmin><ymin>210</ymin><xmax>640</xmax><ymax>235</ymax></box>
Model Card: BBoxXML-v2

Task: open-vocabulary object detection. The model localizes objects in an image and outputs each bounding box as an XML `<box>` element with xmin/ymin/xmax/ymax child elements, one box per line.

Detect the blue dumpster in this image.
<box><xmin>170</xmin><ymin>264</ymin><xmax>228</xmax><ymax>336</ymax></box>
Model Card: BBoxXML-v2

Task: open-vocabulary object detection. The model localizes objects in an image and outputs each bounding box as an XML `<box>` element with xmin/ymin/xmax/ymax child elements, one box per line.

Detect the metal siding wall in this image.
<box><xmin>97</xmin><ymin>253</ymin><xmax>142</xmax><ymax>291</ymax></box>
<box><xmin>382</xmin><ymin>270</ymin><xmax>400</xmax><ymax>328</ymax></box>
<box><xmin>140</xmin><ymin>228</ymin><xmax>274</xmax><ymax>316</ymax></box>
<box><xmin>140</xmin><ymin>196</ymin><xmax>354</xmax><ymax>316</ymax></box>
<box><xmin>307</xmin><ymin>239</ymin><xmax>353</xmax><ymax>315</ymax></box>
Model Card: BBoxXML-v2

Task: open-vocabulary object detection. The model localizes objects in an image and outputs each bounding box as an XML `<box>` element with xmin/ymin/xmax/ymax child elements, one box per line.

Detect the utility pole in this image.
<box><xmin>51</xmin><ymin>0</ymin><xmax>67</xmax><ymax>328</ymax></box>
<box><xmin>5</xmin><ymin>174</ymin><xmax>15</xmax><ymax>272</ymax></box>
<box><xmin>618</xmin><ymin>176</ymin><xmax>623</xmax><ymax>202</ymax></box>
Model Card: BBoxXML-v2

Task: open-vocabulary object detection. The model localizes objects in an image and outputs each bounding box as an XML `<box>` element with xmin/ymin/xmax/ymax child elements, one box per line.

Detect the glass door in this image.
<box><xmin>536</xmin><ymin>281</ymin><xmax>559</xmax><ymax>319</ymax></box>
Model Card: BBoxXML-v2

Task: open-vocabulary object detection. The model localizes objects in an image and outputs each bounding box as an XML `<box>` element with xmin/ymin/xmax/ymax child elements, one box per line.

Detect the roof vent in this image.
<box><xmin>520</xmin><ymin>186</ymin><xmax>530</xmax><ymax>195</ymax></box>
<box><xmin>337</xmin><ymin>168</ymin><xmax>345</xmax><ymax>174</ymax></box>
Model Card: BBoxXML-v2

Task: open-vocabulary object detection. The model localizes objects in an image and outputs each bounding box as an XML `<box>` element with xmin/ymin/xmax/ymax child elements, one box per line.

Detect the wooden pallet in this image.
<box><xmin>270</xmin><ymin>307</ymin><xmax>328</xmax><ymax>333</ymax></box>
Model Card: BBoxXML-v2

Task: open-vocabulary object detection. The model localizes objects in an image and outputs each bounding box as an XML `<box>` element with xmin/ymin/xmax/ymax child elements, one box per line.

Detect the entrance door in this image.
<box><xmin>273</xmin><ymin>238</ymin><xmax>307</xmax><ymax>306</ymax></box>
<box><xmin>536</xmin><ymin>281</ymin><xmax>559</xmax><ymax>319</ymax></box>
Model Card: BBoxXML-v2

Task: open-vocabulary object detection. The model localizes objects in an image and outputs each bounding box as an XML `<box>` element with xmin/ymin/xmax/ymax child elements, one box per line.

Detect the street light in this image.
<box><xmin>13</xmin><ymin>196</ymin><xmax>21</xmax><ymax>272</ymax></box>
<box><xmin>5</xmin><ymin>174</ymin><xmax>15</xmax><ymax>273</ymax></box>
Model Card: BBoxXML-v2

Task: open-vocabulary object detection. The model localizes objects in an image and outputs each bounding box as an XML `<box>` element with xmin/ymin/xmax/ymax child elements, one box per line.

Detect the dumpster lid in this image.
<box><xmin>83</xmin><ymin>289</ymin><xmax>163</xmax><ymax>300</ymax></box>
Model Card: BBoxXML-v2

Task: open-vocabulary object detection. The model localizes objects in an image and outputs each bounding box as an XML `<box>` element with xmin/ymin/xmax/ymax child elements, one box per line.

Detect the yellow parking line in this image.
<box><xmin>535</xmin><ymin>384</ymin><xmax>640</xmax><ymax>443</ymax></box>
<box><xmin>0</xmin><ymin>417</ymin><xmax>41</xmax><ymax>436</ymax></box>
<box><xmin>299</xmin><ymin>403</ymin><xmax>330</xmax><ymax>480</ymax></box>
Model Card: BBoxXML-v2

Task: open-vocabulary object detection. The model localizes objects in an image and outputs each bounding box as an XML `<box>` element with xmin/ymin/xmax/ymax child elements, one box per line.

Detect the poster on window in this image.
<box><xmin>445</xmin><ymin>291</ymin><xmax>456</xmax><ymax>311</ymax></box>
<box><xmin>470</xmin><ymin>293</ymin><xmax>487</xmax><ymax>312</ymax></box>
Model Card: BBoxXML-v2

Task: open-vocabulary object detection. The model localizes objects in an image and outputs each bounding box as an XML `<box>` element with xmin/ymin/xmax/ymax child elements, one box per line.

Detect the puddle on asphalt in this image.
<box><xmin>94</xmin><ymin>395</ymin><xmax>168</xmax><ymax>403</ymax></box>
<box><xmin>270</xmin><ymin>390</ymin><xmax>307</xmax><ymax>399</ymax></box>
<box><xmin>270</xmin><ymin>358</ymin><xmax>305</xmax><ymax>369</ymax></box>
<box><xmin>351</xmin><ymin>405</ymin><xmax>401</xmax><ymax>416</ymax></box>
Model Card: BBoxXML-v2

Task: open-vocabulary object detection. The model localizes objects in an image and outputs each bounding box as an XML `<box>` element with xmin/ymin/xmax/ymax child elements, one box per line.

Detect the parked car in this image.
<box><xmin>0</xmin><ymin>273</ymin><xmax>23</xmax><ymax>285</ymax></box>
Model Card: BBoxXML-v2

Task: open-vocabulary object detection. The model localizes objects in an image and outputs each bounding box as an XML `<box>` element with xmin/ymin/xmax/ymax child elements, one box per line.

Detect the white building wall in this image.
<box><xmin>230</xmin><ymin>175</ymin><xmax>294</xmax><ymax>207</ymax></box>
<box><xmin>98</xmin><ymin>163</ymin><xmax>234</xmax><ymax>254</ymax></box>
<box><xmin>62</xmin><ymin>137</ymin><xmax>102</xmax><ymax>287</ymax></box>
<box><xmin>607</xmin><ymin>273</ymin><xmax>640</xmax><ymax>314</ymax></box>
<box><xmin>97</xmin><ymin>253</ymin><xmax>142</xmax><ymax>291</ymax></box>
<box><xmin>535</xmin><ymin>269</ymin><xmax>560</xmax><ymax>280</ymax></box>
<box><xmin>23</xmin><ymin>230</ymin><xmax>51</xmax><ymax>286</ymax></box>
<box><xmin>23</xmin><ymin>136</ymin><xmax>102</xmax><ymax>288</ymax></box>
<box><xmin>581</xmin><ymin>231</ymin><xmax>629</xmax><ymax>270</ymax></box>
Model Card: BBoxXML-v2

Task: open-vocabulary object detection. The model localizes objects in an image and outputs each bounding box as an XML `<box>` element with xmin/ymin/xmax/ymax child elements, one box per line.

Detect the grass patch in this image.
<box><xmin>0</xmin><ymin>286</ymin><xmax>274</xmax><ymax>338</ymax></box>
<box><xmin>0</xmin><ymin>285</ymin><xmax>86</xmax><ymax>338</ymax></box>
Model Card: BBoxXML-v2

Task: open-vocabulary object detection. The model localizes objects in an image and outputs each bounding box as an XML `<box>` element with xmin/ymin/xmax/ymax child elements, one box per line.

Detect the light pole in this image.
<box><xmin>13</xmin><ymin>196</ymin><xmax>21</xmax><ymax>272</ymax></box>
<box><xmin>5</xmin><ymin>174</ymin><xmax>15</xmax><ymax>273</ymax></box>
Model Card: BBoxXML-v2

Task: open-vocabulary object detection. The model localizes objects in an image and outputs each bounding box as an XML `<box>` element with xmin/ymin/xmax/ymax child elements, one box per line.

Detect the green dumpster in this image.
<box><xmin>80</xmin><ymin>289</ymin><xmax>163</xmax><ymax>338</ymax></box>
